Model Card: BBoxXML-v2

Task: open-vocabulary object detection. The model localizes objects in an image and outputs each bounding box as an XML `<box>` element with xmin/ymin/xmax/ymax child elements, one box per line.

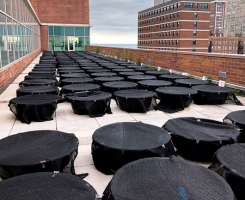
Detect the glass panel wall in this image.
<box><xmin>0</xmin><ymin>0</ymin><xmax>41</xmax><ymax>68</ymax></box>
<box><xmin>48</xmin><ymin>25</ymin><xmax>90</xmax><ymax>51</ymax></box>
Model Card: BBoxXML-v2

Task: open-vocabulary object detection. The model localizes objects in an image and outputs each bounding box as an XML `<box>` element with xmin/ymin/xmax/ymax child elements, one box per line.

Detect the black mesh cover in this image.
<box><xmin>32</xmin><ymin>68</ymin><xmax>56</xmax><ymax>71</ymax></box>
<box><xmin>29</xmin><ymin>71</ymin><xmax>56</xmax><ymax>75</ymax></box>
<box><xmin>163</xmin><ymin>117</ymin><xmax>241</xmax><ymax>161</ymax></box>
<box><xmin>156</xmin><ymin>87</ymin><xmax>198</xmax><ymax>113</ymax></box>
<box><xmin>92</xmin><ymin>122</ymin><xmax>175</xmax><ymax>174</ymax></box>
<box><xmin>138</xmin><ymin>80</ymin><xmax>172</xmax><ymax>91</ymax></box>
<box><xmin>58</xmin><ymin>70</ymin><xmax>84</xmax><ymax>75</ymax></box>
<box><xmin>118</xmin><ymin>72</ymin><xmax>144</xmax><ymax>79</ymax></box>
<box><xmin>19</xmin><ymin>79</ymin><xmax>58</xmax><ymax>87</ymax></box>
<box><xmin>0</xmin><ymin>172</ymin><xmax>98</xmax><ymax>199</ymax></box>
<box><xmin>145</xmin><ymin>71</ymin><xmax>170</xmax><ymax>79</ymax></box>
<box><xmin>114</xmin><ymin>89</ymin><xmax>157</xmax><ymax>113</ymax></box>
<box><xmin>65</xmin><ymin>91</ymin><xmax>112</xmax><ymax>118</ymax></box>
<box><xmin>60</xmin><ymin>73</ymin><xmax>89</xmax><ymax>80</ymax></box>
<box><xmin>209</xmin><ymin>143</ymin><xmax>245</xmax><ymax>200</ymax></box>
<box><xmin>112</xmin><ymin>69</ymin><xmax>134</xmax><ymax>73</ymax></box>
<box><xmin>91</xmin><ymin>72</ymin><xmax>117</xmax><ymax>78</ymax></box>
<box><xmin>61</xmin><ymin>78</ymin><xmax>94</xmax><ymax>86</ymax></box>
<box><xmin>127</xmin><ymin>75</ymin><xmax>157</xmax><ymax>82</ymax></box>
<box><xmin>61</xmin><ymin>83</ymin><xmax>100</xmax><ymax>95</ymax></box>
<box><xmin>104</xmin><ymin>66</ymin><xmax>126</xmax><ymax>69</ymax></box>
<box><xmin>24</xmin><ymin>74</ymin><xmax>57</xmax><ymax>81</ymax></box>
<box><xmin>16</xmin><ymin>86</ymin><xmax>59</xmax><ymax>97</ymax></box>
<box><xmin>224</xmin><ymin>110</ymin><xmax>245</xmax><ymax>142</ymax></box>
<box><xmin>94</xmin><ymin>76</ymin><xmax>124</xmax><ymax>85</ymax></box>
<box><xmin>192</xmin><ymin>85</ymin><xmax>243</xmax><ymax>105</ymax></box>
<box><xmin>102</xmin><ymin>81</ymin><xmax>138</xmax><ymax>93</ymax></box>
<box><xmin>102</xmin><ymin>156</ymin><xmax>236</xmax><ymax>200</ymax></box>
<box><xmin>0</xmin><ymin>130</ymin><xmax>78</xmax><ymax>178</ymax></box>
<box><xmin>160</xmin><ymin>74</ymin><xmax>190</xmax><ymax>83</ymax></box>
<box><xmin>9</xmin><ymin>95</ymin><xmax>60</xmax><ymax>124</ymax></box>
<box><xmin>175</xmin><ymin>79</ymin><xmax>209</xmax><ymax>87</ymax></box>
<box><xmin>135</xmin><ymin>67</ymin><xmax>157</xmax><ymax>72</ymax></box>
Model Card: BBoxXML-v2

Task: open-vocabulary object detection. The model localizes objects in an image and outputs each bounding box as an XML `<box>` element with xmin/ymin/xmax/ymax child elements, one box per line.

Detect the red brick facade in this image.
<box><xmin>40</xmin><ymin>26</ymin><xmax>49</xmax><ymax>52</ymax></box>
<box><xmin>138</xmin><ymin>1</ymin><xmax>211</xmax><ymax>52</ymax></box>
<box><xmin>0</xmin><ymin>49</ymin><xmax>41</xmax><ymax>94</ymax></box>
<box><xmin>29</xmin><ymin>0</ymin><xmax>90</xmax><ymax>24</ymax></box>
<box><xmin>86</xmin><ymin>45</ymin><xmax>245</xmax><ymax>86</ymax></box>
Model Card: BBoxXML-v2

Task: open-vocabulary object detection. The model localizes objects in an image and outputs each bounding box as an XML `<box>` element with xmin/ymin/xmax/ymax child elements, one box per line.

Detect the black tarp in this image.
<box><xmin>102</xmin><ymin>156</ymin><xmax>236</xmax><ymax>200</ymax></box>
<box><xmin>114</xmin><ymin>89</ymin><xmax>157</xmax><ymax>113</ymax></box>
<box><xmin>156</xmin><ymin>87</ymin><xmax>197</xmax><ymax>113</ymax></box>
<box><xmin>19</xmin><ymin>79</ymin><xmax>58</xmax><ymax>87</ymax></box>
<box><xmin>9</xmin><ymin>94</ymin><xmax>60</xmax><ymax>124</ymax></box>
<box><xmin>65</xmin><ymin>91</ymin><xmax>112</xmax><ymax>117</ymax></box>
<box><xmin>175</xmin><ymin>79</ymin><xmax>209</xmax><ymax>87</ymax></box>
<box><xmin>0</xmin><ymin>172</ymin><xmax>98</xmax><ymax>199</ymax></box>
<box><xmin>60</xmin><ymin>78</ymin><xmax>94</xmax><ymax>87</ymax></box>
<box><xmin>209</xmin><ymin>143</ymin><xmax>245</xmax><ymax>200</ymax></box>
<box><xmin>163</xmin><ymin>117</ymin><xmax>241</xmax><ymax>161</ymax></box>
<box><xmin>192</xmin><ymin>85</ymin><xmax>243</xmax><ymax>105</ymax></box>
<box><xmin>0</xmin><ymin>130</ymin><xmax>78</xmax><ymax>178</ymax></box>
<box><xmin>16</xmin><ymin>86</ymin><xmax>59</xmax><ymax>97</ymax></box>
<box><xmin>138</xmin><ymin>80</ymin><xmax>172</xmax><ymax>91</ymax></box>
<box><xmin>92</xmin><ymin>122</ymin><xmax>175</xmax><ymax>174</ymax></box>
<box><xmin>102</xmin><ymin>81</ymin><xmax>138</xmax><ymax>93</ymax></box>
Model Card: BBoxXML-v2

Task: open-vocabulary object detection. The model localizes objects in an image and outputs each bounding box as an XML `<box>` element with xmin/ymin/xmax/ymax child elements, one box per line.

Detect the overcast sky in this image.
<box><xmin>89</xmin><ymin>0</ymin><xmax>153</xmax><ymax>44</ymax></box>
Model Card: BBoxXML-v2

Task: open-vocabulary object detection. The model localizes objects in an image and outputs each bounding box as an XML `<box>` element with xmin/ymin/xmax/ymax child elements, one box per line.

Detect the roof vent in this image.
<box><xmin>219</xmin><ymin>71</ymin><xmax>226</xmax><ymax>78</ymax></box>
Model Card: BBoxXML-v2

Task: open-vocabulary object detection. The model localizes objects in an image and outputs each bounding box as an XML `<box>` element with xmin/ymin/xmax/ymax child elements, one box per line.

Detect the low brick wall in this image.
<box><xmin>0</xmin><ymin>49</ymin><xmax>41</xmax><ymax>94</ymax></box>
<box><xmin>86</xmin><ymin>45</ymin><xmax>245</xmax><ymax>86</ymax></box>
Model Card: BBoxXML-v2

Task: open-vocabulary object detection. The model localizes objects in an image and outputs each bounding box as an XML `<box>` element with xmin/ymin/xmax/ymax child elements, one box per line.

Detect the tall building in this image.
<box><xmin>209</xmin><ymin>0</ymin><xmax>226</xmax><ymax>36</ymax></box>
<box><xmin>138</xmin><ymin>0</ymin><xmax>212</xmax><ymax>52</ymax></box>
<box><xmin>224</xmin><ymin>0</ymin><xmax>245</xmax><ymax>37</ymax></box>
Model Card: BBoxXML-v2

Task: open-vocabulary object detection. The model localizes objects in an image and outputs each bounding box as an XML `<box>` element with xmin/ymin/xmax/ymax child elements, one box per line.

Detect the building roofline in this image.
<box><xmin>139</xmin><ymin>0</ymin><xmax>212</xmax><ymax>14</ymax></box>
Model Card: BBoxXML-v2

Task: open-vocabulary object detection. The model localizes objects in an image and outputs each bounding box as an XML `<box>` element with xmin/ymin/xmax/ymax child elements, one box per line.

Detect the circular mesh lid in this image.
<box><xmin>93</xmin><ymin>122</ymin><xmax>171</xmax><ymax>150</ymax></box>
<box><xmin>58</xmin><ymin>65</ymin><xmax>79</xmax><ymax>68</ymax></box>
<box><xmin>112</xmin><ymin>69</ymin><xmax>134</xmax><ymax>72</ymax></box>
<box><xmin>81</xmin><ymin>67</ymin><xmax>103</xmax><ymax>70</ymax></box>
<box><xmin>0</xmin><ymin>130</ymin><xmax>77</xmax><ymax>166</ymax></box>
<box><xmin>109</xmin><ymin>156</ymin><xmax>236</xmax><ymax>200</ymax></box>
<box><xmin>63</xmin><ymin>84</ymin><xmax>100</xmax><ymax>92</ymax></box>
<box><xmin>119</xmin><ymin>72</ymin><xmax>144</xmax><ymax>76</ymax></box>
<box><xmin>20</xmin><ymin>79</ymin><xmax>57</xmax><ymax>86</ymax></box>
<box><xmin>59</xmin><ymin>70</ymin><xmax>84</xmax><ymax>74</ymax></box>
<box><xmin>114</xmin><ymin>89</ymin><xmax>156</xmax><ymax>98</ymax></box>
<box><xmin>192</xmin><ymin>85</ymin><xmax>232</xmax><ymax>93</ymax></box>
<box><xmin>156</xmin><ymin>87</ymin><xmax>198</xmax><ymax>95</ymax></box>
<box><xmin>0</xmin><ymin>172</ymin><xmax>97</xmax><ymax>199</ymax></box>
<box><xmin>66</xmin><ymin>91</ymin><xmax>111</xmax><ymax>101</ymax></box>
<box><xmin>60</xmin><ymin>73</ymin><xmax>89</xmax><ymax>79</ymax></box>
<box><xmin>29</xmin><ymin>71</ymin><xmax>55</xmax><ymax>75</ymax></box>
<box><xmin>10</xmin><ymin>94</ymin><xmax>60</xmax><ymax>105</ymax></box>
<box><xmin>138</xmin><ymin>80</ymin><xmax>172</xmax><ymax>87</ymax></box>
<box><xmin>215</xmin><ymin>143</ymin><xmax>245</xmax><ymax>179</ymax></box>
<box><xmin>88</xmin><ymin>69</ymin><xmax>110</xmax><ymax>73</ymax></box>
<box><xmin>175</xmin><ymin>79</ymin><xmax>209</xmax><ymax>86</ymax></box>
<box><xmin>224</xmin><ymin>110</ymin><xmax>245</xmax><ymax>125</ymax></box>
<box><xmin>62</xmin><ymin>78</ymin><xmax>94</xmax><ymax>84</ymax></box>
<box><xmin>58</xmin><ymin>67</ymin><xmax>80</xmax><ymax>70</ymax></box>
<box><xmin>91</xmin><ymin>72</ymin><xmax>117</xmax><ymax>77</ymax></box>
<box><xmin>160</xmin><ymin>74</ymin><xmax>190</xmax><ymax>79</ymax></box>
<box><xmin>103</xmin><ymin>81</ymin><xmax>137</xmax><ymax>89</ymax></box>
<box><xmin>127</xmin><ymin>75</ymin><xmax>157</xmax><ymax>81</ymax></box>
<box><xmin>32</xmin><ymin>68</ymin><xmax>56</xmax><ymax>71</ymax></box>
<box><xmin>145</xmin><ymin>71</ymin><xmax>170</xmax><ymax>75</ymax></box>
<box><xmin>164</xmin><ymin>117</ymin><xmax>241</xmax><ymax>142</ymax></box>
<box><xmin>24</xmin><ymin>74</ymin><xmax>56</xmax><ymax>80</ymax></box>
<box><xmin>16</xmin><ymin>86</ymin><xmax>58</xmax><ymax>94</ymax></box>
<box><xmin>94</xmin><ymin>76</ymin><xmax>124</xmax><ymax>82</ymax></box>
<box><xmin>135</xmin><ymin>68</ymin><xmax>157</xmax><ymax>72</ymax></box>
<box><xmin>104</xmin><ymin>66</ymin><xmax>126</xmax><ymax>69</ymax></box>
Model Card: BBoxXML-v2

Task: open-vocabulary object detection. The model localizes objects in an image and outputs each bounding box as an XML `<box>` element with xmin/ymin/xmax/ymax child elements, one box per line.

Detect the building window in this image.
<box><xmin>200</xmin><ymin>3</ymin><xmax>208</xmax><ymax>10</ymax></box>
<box><xmin>194</xmin><ymin>22</ymin><xmax>197</xmax><ymax>28</ymax></box>
<box><xmin>193</xmin><ymin>31</ymin><xmax>196</xmax><ymax>36</ymax></box>
<box><xmin>194</xmin><ymin>12</ymin><xmax>197</xmax><ymax>18</ymax></box>
<box><xmin>184</xmin><ymin>3</ymin><xmax>193</xmax><ymax>9</ymax></box>
<box><xmin>192</xmin><ymin>49</ymin><xmax>196</xmax><ymax>52</ymax></box>
<box><xmin>193</xmin><ymin>40</ymin><xmax>196</xmax><ymax>45</ymax></box>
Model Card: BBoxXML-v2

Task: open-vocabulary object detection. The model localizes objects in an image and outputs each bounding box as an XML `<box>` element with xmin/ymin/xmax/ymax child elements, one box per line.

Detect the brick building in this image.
<box><xmin>0</xmin><ymin>0</ymin><xmax>90</xmax><ymax>94</ymax></box>
<box><xmin>138</xmin><ymin>0</ymin><xmax>211</xmax><ymax>52</ymax></box>
<box><xmin>209</xmin><ymin>36</ymin><xmax>245</xmax><ymax>54</ymax></box>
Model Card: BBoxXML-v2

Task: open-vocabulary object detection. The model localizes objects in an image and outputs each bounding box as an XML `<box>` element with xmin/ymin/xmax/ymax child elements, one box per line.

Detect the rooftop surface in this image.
<box><xmin>0</xmin><ymin>53</ymin><xmax>245</xmax><ymax>196</ymax></box>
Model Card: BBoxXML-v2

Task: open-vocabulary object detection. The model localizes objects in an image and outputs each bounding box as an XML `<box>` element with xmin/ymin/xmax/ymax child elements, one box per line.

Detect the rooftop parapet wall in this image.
<box><xmin>85</xmin><ymin>45</ymin><xmax>245</xmax><ymax>86</ymax></box>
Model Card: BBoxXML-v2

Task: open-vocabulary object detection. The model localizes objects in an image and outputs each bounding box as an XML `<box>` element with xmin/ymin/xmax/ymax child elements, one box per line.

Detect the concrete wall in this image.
<box><xmin>86</xmin><ymin>45</ymin><xmax>245</xmax><ymax>86</ymax></box>
<box><xmin>0</xmin><ymin>49</ymin><xmax>41</xmax><ymax>94</ymax></box>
